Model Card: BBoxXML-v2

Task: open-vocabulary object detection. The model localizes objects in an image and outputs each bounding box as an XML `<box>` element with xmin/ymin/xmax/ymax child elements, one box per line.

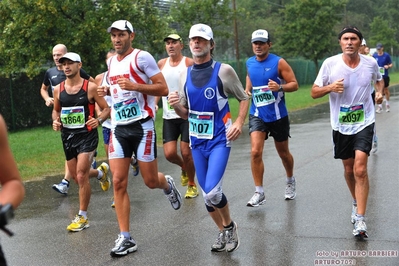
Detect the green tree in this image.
<box><xmin>169</xmin><ymin>0</ymin><xmax>234</xmax><ymax>59</ymax></box>
<box><xmin>0</xmin><ymin>0</ymin><xmax>170</xmax><ymax>78</ymax></box>
<box><xmin>369</xmin><ymin>17</ymin><xmax>398</xmax><ymax>53</ymax></box>
<box><xmin>277</xmin><ymin>0</ymin><xmax>347</xmax><ymax>73</ymax></box>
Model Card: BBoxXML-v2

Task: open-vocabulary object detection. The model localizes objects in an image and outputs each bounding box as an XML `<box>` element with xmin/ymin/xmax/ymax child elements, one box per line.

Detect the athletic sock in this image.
<box><xmin>97</xmin><ymin>169</ymin><xmax>104</xmax><ymax>180</ymax></box>
<box><xmin>224</xmin><ymin>221</ymin><xmax>234</xmax><ymax>230</ymax></box>
<box><xmin>121</xmin><ymin>231</ymin><xmax>131</xmax><ymax>239</ymax></box>
<box><xmin>355</xmin><ymin>214</ymin><xmax>364</xmax><ymax>221</ymax></box>
<box><xmin>286</xmin><ymin>176</ymin><xmax>295</xmax><ymax>184</ymax></box>
<box><xmin>78</xmin><ymin>210</ymin><xmax>87</xmax><ymax>219</ymax></box>
<box><xmin>255</xmin><ymin>186</ymin><xmax>264</xmax><ymax>194</ymax></box>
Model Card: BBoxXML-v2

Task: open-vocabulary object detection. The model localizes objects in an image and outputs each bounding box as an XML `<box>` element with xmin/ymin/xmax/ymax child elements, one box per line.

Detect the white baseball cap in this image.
<box><xmin>251</xmin><ymin>29</ymin><xmax>269</xmax><ymax>43</ymax></box>
<box><xmin>107</xmin><ymin>20</ymin><xmax>134</xmax><ymax>33</ymax></box>
<box><xmin>189</xmin><ymin>23</ymin><xmax>213</xmax><ymax>40</ymax></box>
<box><xmin>361</xmin><ymin>38</ymin><xmax>367</xmax><ymax>46</ymax></box>
<box><xmin>59</xmin><ymin>52</ymin><xmax>81</xmax><ymax>63</ymax></box>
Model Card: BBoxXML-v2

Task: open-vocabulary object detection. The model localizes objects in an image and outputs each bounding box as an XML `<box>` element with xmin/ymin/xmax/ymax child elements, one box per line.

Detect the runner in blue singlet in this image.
<box><xmin>168</xmin><ymin>23</ymin><xmax>249</xmax><ymax>253</ymax></box>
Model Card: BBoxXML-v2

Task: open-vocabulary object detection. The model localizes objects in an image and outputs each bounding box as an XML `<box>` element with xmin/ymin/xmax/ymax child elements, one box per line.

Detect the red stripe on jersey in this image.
<box><xmin>60</xmin><ymin>81</ymin><xmax>65</xmax><ymax>92</ymax></box>
<box><xmin>130</xmin><ymin>52</ymin><xmax>154</xmax><ymax>118</ymax></box>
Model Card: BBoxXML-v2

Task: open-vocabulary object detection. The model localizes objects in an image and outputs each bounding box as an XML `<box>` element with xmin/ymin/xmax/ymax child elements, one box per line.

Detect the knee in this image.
<box><xmin>204</xmin><ymin>190</ymin><xmax>226</xmax><ymax>208</ymax></box>
<box><xmin>143</xmin><ymin>174</ymin><xmax>159</xmax><ymax>189</ymax></box>
<box><xmin>144</xmin><ymin>180</ymin><xmax>158</xmax><ymax>189</ymax></box>
<box><xmin>251</xmin><ymin>148</ymin><xmax>262</xmax><ymax>161</ymax></box>
<box><xmin>181</xmin><ymin>150</ymin><xmax>193</xmax><ymax>163</ymax></box>
<box><xmin>75</xmin><ymin>171</ymin><xmax>87</xmax><ymax>184</ymax></box>
<box><xmin>112</xmin><ymin>175</ymin><xmax>127</xmax><ymax>191</ymax></box>
<box><xmin>164</xmin><ymin>150</ymin><xmax>178</xmax><ymax>162</ymax></box>
<box><xmin>354</xmin><ymin>167</ymin><xmax>367</xmax><ymax>180</ymax></box>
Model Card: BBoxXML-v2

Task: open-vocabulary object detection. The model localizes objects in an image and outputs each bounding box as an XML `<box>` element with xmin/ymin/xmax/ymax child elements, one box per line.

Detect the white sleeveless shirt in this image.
<box><xmin>161</xmin><ymin>56</ymin><xmax>188</xmax><ymax>119</ymax></box>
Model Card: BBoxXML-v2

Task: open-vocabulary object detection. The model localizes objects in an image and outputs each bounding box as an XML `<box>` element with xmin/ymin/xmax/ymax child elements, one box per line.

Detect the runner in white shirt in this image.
<box><xmin>95</xmin><ymin>49</ymin><xmax>140</xmax><ymax>209</ymax></box>
<box><xmin>98</xmin><ymin>20</ymin><xmax>182</xmax><ymax>258</ymax></box>
<box><xmin>311</xmin><ymin>26</ymin><xmax>384</xmax><ymax>238</ymax></box>
<box><xmin>156</xmin><ymin>34</ymin><xmax>198</xmax><ymax>199</ymax></box>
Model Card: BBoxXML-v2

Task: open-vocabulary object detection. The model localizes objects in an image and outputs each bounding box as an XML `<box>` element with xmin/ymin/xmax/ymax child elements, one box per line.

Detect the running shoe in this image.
<box><xmin>110</xmin><ymin>234</ymin><xmax>138</xmax><ymax>257</ymax></box>
<box><xmin>185</xmin><ymin>185</ymin><xmax>199</xmax><ymax>198</ymax></box>
<box><xmin>225</xmin><ymin>221</ymin><xmax>240</xmax><ymax>252</ymax></box>
<box><xmin>372</xmin><ymin>139</ymin><xmax>378</xmax><ymax>153</ymax></box>
<box><xmin>386</xmin><ymin>104</ymin><xmax>390</xmax><ymax>112</ymax></box>
<box><xmin>165</xmin><ymin>175</ymin><xmax>182</xmax><ymax>210</ymax></box>
<box><xmin>111</xmin><ymin>199</ymin><xmax>115</xmax><ymax>208</ymax></box>
<box><xmin>180</xmin><ymin>170</ymin><xmax>189</xmax><ymax>186</ymax></box>
<box><xmin>351</xmin><ymin>204</ymin><xmax>357</xmax><ymax>224</ymax></box>
<box><xmin>353</xmin><ymin>218</ymin><xmax>368</xmax><ymax>238</ymax></box>
<box><xmin>98</xmin><ymin>162</ymin><xmax>111</xmax><ymax>191</ymax></box>
<box><xmin>246</xmin><ymin>192</ymin><xmax>266</xmax><ymax>207</ymax></box>
<box><xmin>285</xmin><ymin>180</ymin><xmax>296</xmax><ymax>200</ymax></box>
<box><xmin>211</xmin><ymin>231</ymin><xmax>226</xmax><ymax>252</ymax></box>
<box><xmin>130</xmin><ymin>156</ymin><xmax>139</xmax><ymax>176</ymax></box>
<box><xmin>67</xmin><ymin>215</ymin><xmax>89</xmax><ymax>232</ymax></box>
<box><xmin>52</xmin><ymin>181</ymin><xmax>69</xmax><ymax>195</ymax></box>
<box><xmin>376</xmin><ymin>106</ymin><xmax>382</xmax><ymax>113</ymax></box>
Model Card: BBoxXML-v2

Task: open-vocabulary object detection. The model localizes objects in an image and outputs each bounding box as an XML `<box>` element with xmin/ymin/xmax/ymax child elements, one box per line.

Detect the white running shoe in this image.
<box><xmin>285</xmin><ymin>180</ymin><xmax>296</xmax><ymax>200</ymax></box>
<box><xmin>353</xmin><ymin>218</ymin><xmax>368</xmax><ymax>238</ymax></box>
<box><xmin>246</xmin><ymin>192</ymin><xmax>266</xmax><ymax>207</ymax></box>
<box><xmin>110</xmin><ymin>234</ymin><xmax>137</xmax><ymax>257</ymax></box>
<box><xmin>52</xmin><ymin>181</ymin><xmax>69</xmax><ymax>195</ymax></box>
<box><xmin>165</xmin><ymin>175</ymin><xmax>182</xmax><ymax>210</ymax></box>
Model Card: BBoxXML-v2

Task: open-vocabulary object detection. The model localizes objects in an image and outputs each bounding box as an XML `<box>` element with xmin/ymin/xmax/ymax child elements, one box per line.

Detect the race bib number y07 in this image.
<box><xmin>188</xmin><ymin>111</ymin><xmax>214</xmax><ymax>139</ymax></box>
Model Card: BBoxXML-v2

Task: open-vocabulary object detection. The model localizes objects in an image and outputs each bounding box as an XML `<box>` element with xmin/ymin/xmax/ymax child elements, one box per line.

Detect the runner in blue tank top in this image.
<box><xmin>245</xmin><ymin>29</ymin><xmax>299</xmax><ymax>207</ymax></box>
<box><xmin>168</xmin><ymin>23</ymin><xmax>249</xmax><ymax>253</ymax></box>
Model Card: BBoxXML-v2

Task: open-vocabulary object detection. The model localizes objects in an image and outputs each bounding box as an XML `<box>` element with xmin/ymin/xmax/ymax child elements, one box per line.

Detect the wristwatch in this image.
<box><xmin>97</xmin><ymin>117</ymin><xmax>103</xmax><ymax>124</ymax></box>
<box><xmin>278</xmin><ymin>85</ymin><xmax>284</xmax><ymax>92</ymax></box>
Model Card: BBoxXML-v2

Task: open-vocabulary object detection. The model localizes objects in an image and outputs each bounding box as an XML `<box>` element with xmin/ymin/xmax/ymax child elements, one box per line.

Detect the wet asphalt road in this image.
<box><xmin>2</xmin><ymin>96</ymin><xmax>399</xmax><ymax>266</ymax></box>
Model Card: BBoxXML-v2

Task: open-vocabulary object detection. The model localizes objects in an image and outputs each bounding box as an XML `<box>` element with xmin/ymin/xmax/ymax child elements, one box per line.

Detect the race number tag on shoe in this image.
<box><xmin>252</xmin><ymin>85</ymin><xmax>275</xmax><ymax>107</ymax></box>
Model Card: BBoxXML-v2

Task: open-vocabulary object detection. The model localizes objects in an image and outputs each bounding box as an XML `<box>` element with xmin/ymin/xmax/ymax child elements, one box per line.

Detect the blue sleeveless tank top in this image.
<box><xmin>246</xmin><ymin>53</ymin><xmax>288</xmax><ymax>122</ymax></box>
<box><xmin>185</xmin><ymin>62</ymin><xmax>232</xmax><ymax>149</ymax></box>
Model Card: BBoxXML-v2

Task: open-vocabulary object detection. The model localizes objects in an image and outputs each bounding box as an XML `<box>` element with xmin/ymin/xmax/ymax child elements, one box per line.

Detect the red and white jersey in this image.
<box><xmin>107</xmin><ymin>49</ymin><xmax>159</xmax><ymax>126</ymax></box>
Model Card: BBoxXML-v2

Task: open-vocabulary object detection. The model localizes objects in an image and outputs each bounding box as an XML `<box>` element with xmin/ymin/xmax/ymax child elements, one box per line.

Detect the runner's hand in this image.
<box><xmin>45</xmin><ymin>97</ymin><xmax>54</xmax><ymax>107</ymax></box>
<box><xmin>97</xmin><ymin>86</ymin><xmax>109</xmax><ymax>97</ymax></box>
<box><xmin>52</xmin><ymin>117</ymin><xmax>61</xmax><ymax>131</ymax></box>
